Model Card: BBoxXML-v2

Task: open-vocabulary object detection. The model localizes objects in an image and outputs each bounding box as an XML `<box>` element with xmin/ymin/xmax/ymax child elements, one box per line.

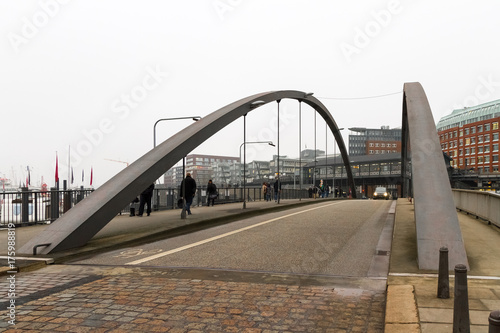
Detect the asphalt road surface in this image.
<box><xmin>71</xmin><ymin>200</ymin><xmax>395</xmax><ymax>279</ymax></box>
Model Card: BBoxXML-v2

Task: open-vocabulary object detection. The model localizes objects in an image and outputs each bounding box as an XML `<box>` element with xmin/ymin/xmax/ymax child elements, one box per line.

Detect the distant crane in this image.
<box><xmin>104</xmin><ymin>159</ymin><xmax>129</xmax><ymax>167</ymax></box>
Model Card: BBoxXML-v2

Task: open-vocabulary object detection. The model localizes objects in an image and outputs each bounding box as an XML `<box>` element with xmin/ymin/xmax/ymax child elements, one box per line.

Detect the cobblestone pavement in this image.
<box><xmin>0</xmin><ymin>268</ymin><xmax>385</xmax><ymax>332</ymax></box>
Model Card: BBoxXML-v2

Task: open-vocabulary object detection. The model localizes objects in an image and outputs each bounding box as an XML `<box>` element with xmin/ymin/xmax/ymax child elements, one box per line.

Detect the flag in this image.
<box><xmin>55</xmin><ymin>153</ymin><xmax>59</xmax><ymax>183</ymax></box>
<box><xmin>90</xmin><ymin>167</ymin><xmax>93</xmax><ymax>186</ymax></box>
<box><xmin>82</xmin><ymin>169</ymin><xmax>84</xmax><ymax>182</ymax></box>
<box><xmin>26</xmin><ymin>166</ymin><xmax>31</xmax><ymax>186</ymax></box>
<box><xmin>71</xmin><ymin>167</ymin><xmax>74</xmax><ymax>184</ymax></box>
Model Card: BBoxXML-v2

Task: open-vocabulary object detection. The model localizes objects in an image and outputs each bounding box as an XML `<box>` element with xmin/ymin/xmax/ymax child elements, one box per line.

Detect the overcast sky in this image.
<box><xmin>2</xmin><ymin>0</ymin><xmax>500</xmax><ymax>188</ymax></box>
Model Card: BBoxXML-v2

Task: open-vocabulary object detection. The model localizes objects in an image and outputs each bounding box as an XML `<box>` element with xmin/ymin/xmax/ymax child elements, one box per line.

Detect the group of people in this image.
<box><xmin>130</xmin><ymin>173</ymin><xmax>219</xmax><ymax>217</ymax></box>
<box><xmin>308</xmin><ymin>184</ymin><xmax>338</xmax><ymax>198</ymax></box>
<box><xmin>262</xmin><ymin>179</ymin><xmax>282</xmax><ymax>202</ymax></box>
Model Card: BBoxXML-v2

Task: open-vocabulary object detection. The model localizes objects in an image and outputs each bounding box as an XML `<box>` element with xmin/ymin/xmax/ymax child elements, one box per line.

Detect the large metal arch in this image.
<box><xmin>402</xmin><ymin>82</ymin><xmax>468</xmax><ymax>270</ymax></box>
<box><xmin>20</xmin><ymin>90</ymin><xmax>356</xmax><ymax>255</ymax></box>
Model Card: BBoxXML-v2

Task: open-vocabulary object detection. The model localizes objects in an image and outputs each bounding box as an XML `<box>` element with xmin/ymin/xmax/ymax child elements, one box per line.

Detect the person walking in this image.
<box><xmin>273</xmin><ymin>178</ymin><xmax>281</xmax><ymax>202</ymax></box>
<box><xmin>138</xmin><ymin>183</ymin><xmax>155</xmax><ymax>216</ymax></box>
<box><xmin>266</xmin><ymin>182</ymin><xmax>272</xmax><ymax>201</ymax></box>
<box><xmin>180</xmin><ymin>172</ymin><xmax>197</xmax><ymax>215</ymax></box>
<box><xmin>207</xmin><ymin>179</ymin><xmax>217</xmax><ymax>207</ymax></box>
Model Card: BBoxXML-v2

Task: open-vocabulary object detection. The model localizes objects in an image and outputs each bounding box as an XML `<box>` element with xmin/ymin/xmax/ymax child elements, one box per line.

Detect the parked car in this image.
<box><xmin>373</xmin><ymin>187</ymin><xmax>391</xmax><ymax>200</ymax></box>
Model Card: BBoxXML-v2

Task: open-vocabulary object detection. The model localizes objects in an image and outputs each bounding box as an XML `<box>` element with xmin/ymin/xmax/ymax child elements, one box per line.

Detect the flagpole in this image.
<box><xmin>68</xmin><ymin>145</ymin><xmax>71</xmax><ymax>189</ymax></box>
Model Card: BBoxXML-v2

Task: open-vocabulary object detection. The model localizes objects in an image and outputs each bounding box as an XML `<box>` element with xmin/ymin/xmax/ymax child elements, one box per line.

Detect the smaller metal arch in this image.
<box><xmin>19</xmin><ymin>90</ymin><xmax>355</xmax><ymax>255</ymax></box>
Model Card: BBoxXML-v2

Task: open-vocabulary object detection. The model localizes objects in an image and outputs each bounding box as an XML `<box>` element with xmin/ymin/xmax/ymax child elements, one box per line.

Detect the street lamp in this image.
<box><xmin>152</xmin><ymin>116</ymin><xmax>201</xmax><ymax>219</ymax></box>
<box><xmin>153</xmin><ymin>116</ymin><xmax>201</xmax><ymax>148</ymax></box>
<box><xmin>333</xmin><ymin>127</ymin><xmax>344</xmax><ymax>197</ymax></box>
<box><xmin>299</xmin><ymin>92</ymin><xmax>314</xmax><ymax>200</ymax></box>
<box><xmin>239</xmin><ymin>141</ymin><xmax>275</xmax><ymax>209</ymax></box>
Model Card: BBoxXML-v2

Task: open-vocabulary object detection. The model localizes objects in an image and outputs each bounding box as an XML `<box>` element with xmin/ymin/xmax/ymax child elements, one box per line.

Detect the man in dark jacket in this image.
<box><xmin>180</xmin><ymin>173</ymin><xmax>197</xmax><ymax>215</ymax></box>
<box><xmin>138</xmin><ymin>183</ymin><xmax>155</xmax><ymax>216</ymax></box>
<box><xmin>206</xmin><ymin>179</ymin><xmax>217</xmax><ymax>207</ymax></box>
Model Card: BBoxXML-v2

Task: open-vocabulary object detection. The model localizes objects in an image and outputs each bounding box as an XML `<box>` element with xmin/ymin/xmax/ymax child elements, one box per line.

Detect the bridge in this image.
<box><xmin>19</xmin><ymin>82</ymin><xmax>467</xmax><ymax>271</ymax></box>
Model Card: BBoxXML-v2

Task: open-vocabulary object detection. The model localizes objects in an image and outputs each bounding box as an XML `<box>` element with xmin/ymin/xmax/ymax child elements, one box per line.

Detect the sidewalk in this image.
<box><xmin>385</xmin><ymin>199</ymin><xmax>500</xmax><ymax>333</ymax></box>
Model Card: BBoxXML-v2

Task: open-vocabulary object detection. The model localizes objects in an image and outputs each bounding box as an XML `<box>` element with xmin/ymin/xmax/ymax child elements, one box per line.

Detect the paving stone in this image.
<box><xmin>0</xmin><ymin>273</ymin><xmax>385</xmax><ymax>332</ymax></box>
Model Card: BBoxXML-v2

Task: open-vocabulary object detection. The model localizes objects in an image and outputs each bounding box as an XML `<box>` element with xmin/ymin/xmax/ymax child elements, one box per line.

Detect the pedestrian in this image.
<box><xmin>138</xmin><ymin>183</ymin><xmax>155</xmax><ymax>216</ymax></box>
<box><xmin>180</xmin><ymin>172</ymin><xmax>197</xmax><ymax>215</ymax></box>
<box><xmin>266</xmin><ymin>182</ymin><xmax>272</xmax><ymax>201</ymax></box>
<box><xmin>207</xmin><ymin>179</ymin><xmax>217</xmax><ymax>207</ymax></box>
<box><xmin>273</xmin><ymin>178</ymin><xmax>281</xmax><ymax>202</ymax></box>
<box><xmin>262</xmin><ymin>182</ymin><xmax>267</xmax><ymax>201</ymax></box>
<box><xmin>308</xmin><ymin>186</ymin><xmax>313</xmax><ymax>198</ymax></box>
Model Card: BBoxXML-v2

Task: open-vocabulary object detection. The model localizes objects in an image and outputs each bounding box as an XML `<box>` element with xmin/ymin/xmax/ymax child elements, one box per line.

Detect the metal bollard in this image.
<box><xmin>489</xmin><ymin>310</ymin><xmax>500</xmax><ymax>333</ymax></box>
<box><xmin>453</xmin><ymin>264</ymin><xmax>470</xmax><ymax>333</ymax></box>
<box><xmin>437</xmin><ymin>247</ymin><xmax>450</xmax><ymax>299</ymax></box>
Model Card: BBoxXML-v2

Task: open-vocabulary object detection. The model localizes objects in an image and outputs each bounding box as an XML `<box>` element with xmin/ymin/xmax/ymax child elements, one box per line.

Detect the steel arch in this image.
<box><xmin>19</xmin><ymin>90</ymin><xmax>356</xmax><ymax>254</ymax></box>
<box><xmin>402</xmin><ymin>82</ymin><xmax>468</xmax><ymax>270</ymax></box>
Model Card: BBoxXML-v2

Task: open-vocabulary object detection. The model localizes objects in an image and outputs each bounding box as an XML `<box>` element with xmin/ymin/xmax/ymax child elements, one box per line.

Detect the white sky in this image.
<box><xmin>2</xmin><ymin>0</ymin><xmax>500</xmax><ymax>188</ymax></box>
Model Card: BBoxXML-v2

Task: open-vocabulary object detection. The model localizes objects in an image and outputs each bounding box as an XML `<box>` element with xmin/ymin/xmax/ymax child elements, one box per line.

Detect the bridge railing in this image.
<box><xmin>452</xmin><ymin>189</ymin><xmax>500</xmax><ymax>228</ymax></box>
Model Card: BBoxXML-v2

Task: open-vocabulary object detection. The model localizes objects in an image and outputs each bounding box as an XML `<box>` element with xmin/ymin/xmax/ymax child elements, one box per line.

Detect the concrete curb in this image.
<box><xmin>385</xmin><ymin>285</ymin><xmax>420</xmax><ymax>332</ymax></box>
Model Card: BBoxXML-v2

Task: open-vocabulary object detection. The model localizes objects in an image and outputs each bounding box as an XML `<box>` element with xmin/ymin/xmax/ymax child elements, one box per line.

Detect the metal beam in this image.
<box><xmin>402</xmin><ymin>82</ymin><xmax>468</xmax><ymax>270</ymax></box>
<box><xmin>19</xmin><ymin>90</ymin><xmax>355</xmax><ymax>254</ymax></box>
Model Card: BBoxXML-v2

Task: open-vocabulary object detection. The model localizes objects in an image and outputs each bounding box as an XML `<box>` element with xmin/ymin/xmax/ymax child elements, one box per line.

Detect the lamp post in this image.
<box><xmin>152</xmin><ymin>116</ymin><xmax>201</xmax><ymax>219</ymax></box>
<box><xmin>333</xmin><ymin>127</ymin><xmax>344</xmax><ymax>197</ymax></box>
<box><xmin>153</xmin><ymin>116</ymin><xmax>201</xmax><ymax>148</ymax></box>
<box><xmin>314</xmin><ymin>110</ymin><xmax>317</xmax><ymax>196</ymax></box>
<box><xmin>239</xmin><ymin>141</ymin><xmax>275</xmax><ymax>209</ymax></box>
<box><xmin>299</xmin><ymin>92</ymin><xmax>313</xmax><ymax>201</ymax></box>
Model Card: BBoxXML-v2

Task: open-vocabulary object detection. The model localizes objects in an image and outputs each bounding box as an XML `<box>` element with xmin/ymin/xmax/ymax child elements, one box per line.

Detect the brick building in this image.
<box><xmin>349</xmin><ymin>126</ymin><xmax>402</xmax><ymax>156</ymax></box>
<box><xmin>436</xmin><ymin>100</ymin><xmax>500</xmax><ymax>173</ymax></box>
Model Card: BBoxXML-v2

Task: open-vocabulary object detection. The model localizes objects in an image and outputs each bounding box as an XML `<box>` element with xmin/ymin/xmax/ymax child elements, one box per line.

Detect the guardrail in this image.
<box><xmin>1</xmin><ymin>186</ymin><xmax>317</xmax><ymax>227</ymax></box>
<box><xmin>452</xmin><ymin>189</ymin><xmax>500</xmax><ymax>228</ymax></box>
<box><xmin>0</xmin><ymin>188</ymin><xmax>94</xmax><ymax>227</ymax></box>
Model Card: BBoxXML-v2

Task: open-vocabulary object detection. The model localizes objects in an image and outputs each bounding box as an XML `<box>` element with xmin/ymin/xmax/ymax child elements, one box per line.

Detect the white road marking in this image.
<box><xmin>126</xmin><ymin>201</ymin><xmax>347</xmax><ymax>265</ymax></box>
<box><xmin>389</xmin><ymin>272</ymin><xmax>500</xmax><ymax>280</ymax></box>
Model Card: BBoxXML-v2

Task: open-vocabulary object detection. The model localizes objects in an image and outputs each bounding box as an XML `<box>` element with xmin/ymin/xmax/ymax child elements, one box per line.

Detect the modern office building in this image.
<box><xmin>163</xmin><ymin>154</ymin><xmax>240</xmax><ymax>187</ymax></box>
<box><xmin>348</xmin><ymin>126</ymin><xmax>402</xmax><ymax>156</ymax></box>
<box><xmin>436</xmin><ymin>100</ymin><xmax>500</xmax><ymax>173</ymax></box>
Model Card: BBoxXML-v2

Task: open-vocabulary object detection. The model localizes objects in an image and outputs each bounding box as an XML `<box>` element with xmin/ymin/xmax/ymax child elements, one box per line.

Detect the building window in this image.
<box><xmin>478</xmin><ymin>146</ymin><xmax>483</xmax><ymax>153</ymax></box>
<box><xmin>471</xmin><ymin>137</ymin><xmax>476</xmax><ymax>144</ymax></box>
<box><xmin>465</xmin><ymin>128</ymin><xmax>470</xmax><ymax>135</ymax></box>
<box><xmin>494</xmin><ymin>133</ymin><xmax>499</xmax><ymax>141</ymax></box>
<box><xmin>471</xmin><ymin>157</ymin><xmax>476</xmax><ymax>165</ymax></box>
<box><xmin>485</xmin><ymin>134</ymin><xmax>490</xmax><ymax>142</ymax></box>
<box><xmin>465</xmin><ymin>148</ymin><xmax>470</xmax><ymax>155</ymax></box>
<box><xmin>493</xmin><ymin>144</ymin><xmax>499</xmax><ymax>152</ymax></box>
<box><xmin>485</xmin><ymin>155</ymin><xmax>490</xmax><ymax>163</ymax></box>
<box><xmin>478</xmin><ymin>136</ymin><xmax>483</xmax><ymax>143</ymax></box>
<box><xmin>478</xmin><ymin>156</ymin><xmax>484</xmax><ymax>164</ymax></box>
<box><xmin>485</xmin><ymin>123</ymin><xmax>491</xmax><ymax>131</ymax></box>
<box><xmin>392</xmin><ymin>143</ymin><xmax>397</xmax><ymax>147</ymax></box>
<box><xmin>465</xmin><ymin>138</ymin><xmax>470</xmax><ymax>145</ymax></box>
<box><xmin>369</xmin><ymin>150</ymin><xmax>374</xmax><ymax>154</ymax></box>
<box><xmin>485</xmin><ymin>145</ymin><xmax>490</xmax><ymax>153</ymax></box>
<box><xmin>493</xmin><ymin>155</ymin><xmax>499</xmax><ymax>162</ymax></box>
<box><xmin>459</xmin><ymin>130</ymin><xmax>463</xmax><ymax>137</ymax></box>
<box><xmin>471</xmin><ymin>147</ymin><xmax>476</xmax><ymax>154</ymax></box>
<box><xmin>478</xmin><ymin>125</ymin><xmax>483</xmax><ymax>133</ymax></box>
<box><xmin>369</xmin><ymin>143</ymin><xmax>374</xmax><ymax>147</ymax></box>
<box><xmin>460</xmin><ymin>139</ymin><xmax>463</xmax><ymax>146</ymax></box>
<box><xmin>493</xmin><ymin>122</ymin><xmax>499</xmax><ymax>130</ymax></box>
<box><xmin>471</xmin><ymin>126</ymin><xmax>476</xmax><ymax>134</ymax></box>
